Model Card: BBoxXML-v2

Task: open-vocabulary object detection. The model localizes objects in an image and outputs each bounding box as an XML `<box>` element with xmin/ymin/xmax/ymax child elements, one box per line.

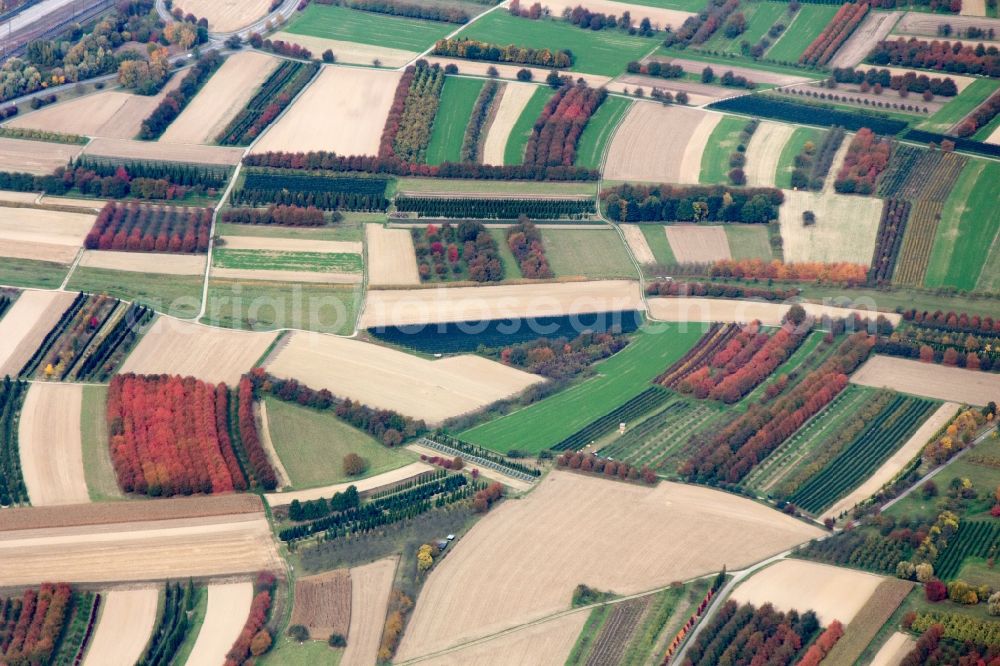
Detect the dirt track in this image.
<box><xmin>0</xmin><ymin>290</ymin><xmax>75</xmax><ymax>377</ymax></box>
<box><xmin>621</xmin><ymin>225</ymin><xmax>655</xmax><ymax>264</ymax></box>
<box><xmin>730</xmin><ymin>559</ymin><xmax>884</xmax><ymax>625</ymax></box>
<box><xmin>828</xmin><ymin>12</ymin><xmax>902</xmax><ymax>68</ymax></box>
<box><xmin>80</xmin><ymin>250</ymin><xmax>206</xmax><ymax>275</ymax></box>
<box><xmin>366</xmin><ymin>224</ymin><xmax>420</xmax><ymax>286</ymax></box>
<box><xmin>603</xmin><ymin>104</ymin><xmax>715</xmax><ymax>184</ymax></box>
<box><xmin>19</xmin><ymin>383</ymin><xmax>89</xmax><ymax>506</ymax></box>
<box><xmin>0</xmin><ymin>137</ymin><xmax>82</xmax><ymax>175</ymax></box>
<box><xmin>482</xmin><ymin>82</ymin><xmax>535</xmax><ymax>166</ymax></box>
<box><xmin>745</xmin><ymin>122</ymin><xmax>795</xmax><ymax>187</ymax></box>
<box><xmin>271</xmin><ymin>32</ymin><xmax>418</xmax><ymax>68</ymax></box>
<box><xmin>266</xmin><ymin>461</ymin><xmax>433</xmax><ymax>507</ymax></box>
<box><xmin>175</xmin><ymin>0</ymin><xmax>271</xmax><ymax>32</ymax></box>
<box><xmin>779</xmin><ymin>190</ymin><xmax>883</xmax><ymax>264</ymax></box>
<box><xmin>120</xmin><ymin>317</ymin><xmax>278</xmax><ymax>385</ymax></box>
<box><xmin>342</xmin><ymin>557</ymin><xmax>397</xmax><ymax>666</ymax></box>
<box><xmin>850</xmin><ymin>355</ymin><xmax>1000</xmax><ymax>406</ymax></box>
<box><xmin>396</xmin><ymin>472</ymin><xmax>821</xmax><ymax>660</ymax></box>
<box><xmin>266</xmin><ymin>332</ymin><xmax>543</xmax><ymax>424</ymax></box>
<box><xmin>186</xmin><ymin>582</ymin><xmax>255</xmax><ymax>666</ymax></box>
<box><xmin>252</xmin><ymin>66</ymin><xmax>401</xmax><ymax>157</ymax></box>
<box><xmin>665</xmin><ymin>225</ymin><xmax>731</xmax><ymax>263</ymax></box>
<box><xmin>82</xmin><ymin>587</ymin><xmax>160</xmax><ymax>666</ymax></box>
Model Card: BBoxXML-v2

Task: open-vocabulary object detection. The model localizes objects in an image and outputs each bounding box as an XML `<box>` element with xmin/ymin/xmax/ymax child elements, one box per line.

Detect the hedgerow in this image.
<box><xmin>395</xmin><ymin>196</ymin><xmax>594</xmax><ymax>219</ymax></box>
<box><xmin>432</xmin><ymin>37</ymin><xmax>573</xmax><ymax>67</ymax></box>
<box><xmin>230</xmin><ymin>170</ymin><xmax>389</xmax><ymax>210</ymax></box>
<box><xmin>708</xmin><ymin>95</ymin><xmax>908</xmax><ymax>134</ymax></box>
<box><xmin>217</xmin><ymin>61</ymin><xmax>319</xmax><ymax>145</ymax></box>
<box><xmin>601</xmin><ymin>183</ymin><xmax>783</xmax><ymax>223</ymax></box>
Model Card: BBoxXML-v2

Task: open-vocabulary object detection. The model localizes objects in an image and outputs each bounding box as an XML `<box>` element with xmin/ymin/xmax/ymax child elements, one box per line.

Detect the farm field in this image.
<box><xmin>120</xmin><ymin>316</ymin><xmax>277</xmax><ymax>385</ymax></box>
<box><xmin>0</xmin><ymin>136</ymin><xmax>82</xmax><ymax>174</ymax></box>
<box><xmin>541</xmin><ymin>228</ymin><xmax>636</xmax><ymax>279</ymax></box>
<box><xmin>621</xmin><ymin>224</ymin><xmax>656</xmax><ymax>264</ymax></box>
<box><xmin>217</xmin><ymin>218</ymin><xmax>369</xmax><ymax>242</ymax></box>
<box><xmin>725</xmin><ymin>224</ymin><xmax>773</xmax><ymax>260</ymax></box>
<box><xmin>174</xmin><ymin>0</ymin><xmax>271</xmax><ymax>32</ymax></box>
<box><xmin>575</xmin><ymin>94</ymin><xmax>631</xmax><ymax>170</ymax></box>
<box><xmin>774</xmin><ymin>126</ymin><xmax>822</xmax><ymax>189</ymax></box>
<box><xmin>0</xmin><ymin>257</ymin><xmax>68</xmax><ymax>289</ymax></box>
<box><xmin>699</xmin><ymin>115</ymin><xmax>747</xmax><ymax>185</ymax></box>
<box><xmin>0</xmin><ymin>290</ymin><xmax>75</xmax><ymax>377</ymax></box>
<box><xmin>827</xmin><ymin>11</ymin><xmax>902</xmax><ymax>69</ymax></box>
<box><xmin>342</xmin><ymin>557</ymin><xmax>397</xmax><ymax>666</ymax></box>
<box><xmin>396</xmin><ymin>472</ymin><xmax>821</xmax><ymax>660</ymax></box>
<box><xmin>286</xmin><ymin>3</ymin><xmax>452</xmax><ymax>52</ymax></box>
<box><xmin>917</xmin><ymin>78</ymin><xmax>1000</xmax><ymax>134</ymax></box>
<box><xmin>665</xmin><ymin>225</ymin><xmax>732</xmax><ymax>263</ymax></box>
<box><xmin>66</xmin><ymin>268</ymin><xmax>203</xmax><ymax>317</ymax></box>
<box><xmin>427</xmin><ymin>76</ymin><xmax>485</xmax><ymax>166</ymax></box>
<box><xmin>0</xmin><ymin>205</ymin><xmax>93</xmax><ymax>264</ymax></box>
<box><xmin>395</xmin><ymin>177</ymin><xmax>596</xmax><ymax>196</ymax></box>
<box><xmin>605</xmin><ymin>103</ymin><xmax>716</xmax><ymax>183</ymax></box>
<box><xmin>82</xmin><ymin>137</ymin><xmax>244</xmax><ymax>166</ymax></box>
<box><xmin>366</xmin><ymin>224</ymin><xmax>420</xmax><ymax>286</ymax></box>
<box><xmin>202</xmin><ymin>279</ymin><xmax>360</xmax><ymax>335</ymax></box>
<box><xmin>185</xmin><ymin>583</ymin><xmax>254</xmax><ymax>666</ymax></box>
<box><xmin>779</xmin><ymin>190</ymin><xmax>884</xmax><ymax>264</ymax></box>
<box><xmin>265</xmin><ymin>331</ymin><xmax>544</xmax><ymax>425</ymax></box>
<box><xmin>264</xmin><ymin>396</ymin><xmax>415</xmax><ymax>490</ymax></box>
<box><xmin>480</xmin><ymin>82</ymin><xmax>536</xmax><ymax>166</ymax></box>
<box><xmin>765</xmin><ymin>4</ymin><xmax>841</xmax><ymax>62</ymax></box>
<box><xmin>82</xmin><ymin>587</ymin><xmax>159</xmax><ymax>666</ymax></box>
<box><xmin>270</xmin><ymin>31</ymin><xmax>418</xmax><ymax>68</ymax></box>
<box><xmin>19</xmin><ymin>383</ymin><xmax>88</xmax><ymax>506</ymax></box>
<box><xmin>646</xmin><ymin>297</ymin><xmax>901</xmax><ymax>326</ymax></box>
<box><xmin>503</xmin><ymin>85</ymin><xmax>555</xmax><ymax>165</ymax></box>
<box><xmin>730</xmin><ymin>559</ymin><xmax>884</xmax><ymax>625</ymax></box>
<box><xmin>850</xmin><ymin>355</ymin><xmax>1000</xmax><ymax>406</ymax></box>
<box><xmin>455</xmin><ymin>12</ymin><xmax>658</xmax><ymax>76</ymax></box>
<box><xmin>744</xmin><ymin>121</ymin><xmax>795</xmax><ymax>187</ymax></box>
<box><xmin>461</xmin><ymin>323</ymin><xmax>706</xmax><ymax>453</ymax></box>
<box><xmin>700</xmin><ymin>1</ymin><xmax>787</xmax><ymax>54</ymax></box>
<box><xmin>430</xmin><ymin>612</ymin><xmax>587</xmax><ymax>665</ymax></box>
<box><xmin>78</xmin><ymin>250</ymin><xmax>206</xmax><ymax>275</ymax></box>
<box><xmin>80</xmin><ymin>385</ymin><xmax>121</xmax><ymax>502</ymax></box>
<box><xmin>251</xmin><ymin>66</ymin><xmax>402</xmax><ymax>156</ymax></box>
<box><xmin>290</xmin><ymin>569</ymin><xmax>351</xmax><ymax>640</ymax></box>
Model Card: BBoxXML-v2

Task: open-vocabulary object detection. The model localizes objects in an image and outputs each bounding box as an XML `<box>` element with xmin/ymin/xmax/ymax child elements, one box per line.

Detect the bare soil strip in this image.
<box><xmin>120</xmin><ymin>317</ymin><xmax>278</xmax><ymax>386</ymax></box>
<box><xmin>779</xmin><ymin>190</ymin><xmax>883</xmax><ymax>264</ymax></box>
<box><xmin>0</xmin><ymin>240</ymin><xmax>78</xmax><ymax>263</ymax></box>
<box><xmin>83</xmin><ymin>138</ymin><xmax>244</xmax><ymax>166</ymax></box>
<box><xmin>0</xmin><ymin>137</ymin><xmax>82</xmax><ymax>175</ymax></box>
<box><xmin>482</xmin><ymin>82</ymin><xmax>535</xmax><ymax>166</ymax></box>
<box><xmin>0</xmin><ymin>291</ymin><xmax>76</xmax><ymax>377</ymax></box>
<box><xmin>175</xmin><ymin>0</ymin><xmax>272</xmax><ymax>32</ymax></box>
<box><xmin>540</xmin><ymin>0</ymin><xmax>693</xmax><ymax>29</ymax></box>
<box><xmin>221</xmin><ymin>237</ymin><xmax>363</xmax><ymax>254</ymax></box>
<box><xmin>870</xmin><ymin>632</ymin><xmax>917</xmax><ymax>666</ymax></box>
<box><xmin>646</xmin><ymin>297</ymin><xmax>901</xmax><ymax>326</ymax></box>
<box><xmin>342</xmin><ymin>557</ymin><xmax>397</xmax><ymax>666</ymax></box>
<box><xmin>361</xmin><ymin>280</ymin><xmax>644</xmax><ymax>328</ymax></box>
<box><xmin>821</xmin><ymin>402</ymin><xmax>960</xmax><ymax>521</ymax></box>
<box><xmin>730</xmin><ymin>559</ymin><xmax>883</xmax><ymax>625</ymax></box>
<box><xmin>265</xmin><ymin>332</ymin><xmax>543</xmax><ymax>424</ymax></box>
<box><xmin>266</xmin><ymin>461</ymin><xmax>433</xmax><ymax>507</ymax></box>
<box><xmin>252</xmin><ymin>67</ymin><xmax>402</xmax><ymax>156</ymax></box>
<box><xmin>80</xmin><ymin>250</ymin><xmax>207</xmax><ymax>275</ymax></box>
<box><xmin>366</xmin><ymin>224</ymin><xmax>421</xmax><ymax>286</ymax></box>
<box><xmin>7</xmin><ymin>92</ymin><xmax>129</xmax><ymax>136</ymax></box>
<box><xmin>0</xmin><ymin>515</ymin><xmax>281</xmax><ymax>585</ymax></box>
<box><xmin>211</xmin><ymin>268</ymin><xmax>363</xmax><ymax>284</ymax></box>
<box><xmin>82</xmin><ymin>587</ymin><xmax>160</xmax><ymax>666</ymax></box>
<box><xmin>850</xmin><ymin>355</ymin><xmax>1000</xmax><ymax>406</ymax></box>
<box><xmin>19</xmin><ymin>383</ymin><xmax>89</xmax><ymax>507</ymax></box>
<box><xmin>396</xmin><ymin>472</ymin><xmax>821</xmax><ymax>660</ymax></box>
<box><xmin>961</xmin><ymin>0</ymin><xmax>987</xmax><ymax>16</ymax></box>
<box><xmin>745</xmin><ymin>121</ymin><xmax>795</xmax><ymax>187</ymax></box>
<box><xmin>895</xmin><ymin>12</ymin><xmax>1000</xmax><ymax>36</ymax></box>
<box><xmin>186</xmin><ymin>583</ymin><xmax>255</xmax><ymax>666</ymax></box>
<box><xmin>822</xmin><ymin>139</ymin><xmax>851</xmax><ymax>193</ymax></box>
<box><xmin>828</xmin><ymin>12</ymin><xmax>902</xmax><ymax>69</ymax></box>
<box><xmin>665</xmin><ymin>225</ymin><xmax>731</xmax><ymax>263</ymax></box>
<box><xmin>290</xmin><ymin>570</ymin><xmax>352</xmax><ymax>641</ymax></box>
<box><xmin>161</xmin><ymin>51</ymin><xmax>280</xmax><ymax>145</ymax></box>
<box><xmin>648</xmin><ymin>56</ymin><xmax>812</xmax><ymax>86</ymax></box>
<box><xmin>604</xmin><ymin>103</ymin><xmax>710</xmax><ymax>183</ymax></box>
<box><xmin>271</xmin><ymin>32</ymin><xmax>418</xmax><ymax>68</ymax></box>
<box><xmin>620</xmin><ymin>225</ymin><xmax>655</xmax><ymax>264</ymax></box>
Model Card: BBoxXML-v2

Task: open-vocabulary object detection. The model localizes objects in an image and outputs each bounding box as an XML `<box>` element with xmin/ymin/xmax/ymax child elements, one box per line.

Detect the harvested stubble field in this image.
<box><xmin>828</xmin><ymin>11</ymin><xmax>903</xmax><ymax>69</ymax></box>
<box><xmin>0</xmin><ymin>514</ymin><xmax>281</xmax><ymax>585</ymax></box>
<box><xmin>870</xmin><ymin>632</ymin><xmax>917</xmax><ymax>666</ymax></box>
<box><xmin>82</xmin><ymin>138</ymin><xmax>244</xmax><ymax>166</ymax></box>
<box><xmin>252</xmin><ymin>66</ymin><xmax>402</xmax><ymax>156</ymax></box>
<box><xmin>270</xmin><ymin>31</ymin><xmax>418</xmax><ymax>68</ymax></box>
<box><xmin>360</xmin><ymin>280</ymin><xmax>644</xmax><ymax>328</ymax></box>
<box><xmin>821</xmin><ymin>401</ymin><xmax>960</xmax><ymax>521</ymax></box>
<box><xmin>646</xmin><ymin>297</ymin><xmax>902</xmax><ymax>326</ymax></box>
<box><xmin>186</xmin><ymin>582</ymin><xmax>254</xmax><ymax>666</ymax></box>
<box><xmin>0</xmin><ymin>290</ymin><xmax>75</xmax><ymax>377</ymax></box>
<box><xmin>0</xmin><ymin>136</ymin><xmax>82</xmax><ymax>174</ymax></box>
<box><xmin>850</xmin><ymin>355</ymin><xmax>1000</xmax><ymax>406</ymax></box>
<box><xmin>603</xmin><ymin>103</ymin><xmax>716</xmax><ymax>184</ymax></box>
<box><xmin>119</xmin><ymin>316</ymin><xmax>278</xmax><ymax>386</ymax></box>
<box><xmin>78</xmin><ymin>250</ymin><xmax>207</xmax><ymax>275</ymax></box>
<box><xmin>541</xmin><ymin>0</ymin><xmax>694</xmax><ymax>28</ymax></box>
<box><xmin>779</xmin><ymin>190</ymin><xmax>884</xmax><ymax>264</ymax></box>
<box><xmin>19</xmin><ymin>383</ymin><xmax>89</xmax><ymax>507</ymax></box>
<box><xmin>893</xmin><ymin>12</ymin><xmax>1000</xmax><ymax>38</ymax></box>
<box><xmin>291</xmin><ymin>570</ymin><xmax>351</xmax><ymax>642</ymax></box>
<box><xmin>665</xmin><ymin>225</ymin><xmax>732</xmax><ymax>263</ymax></box>
<box><xmin>396</xmin><ymin>472</ymin><xmax>821</xmax><ymax>660</ymax></box>
<box><xmin>366</xmin><ymin>224</ymin><xmax>420</xmax><ymax>286</ymax></box>
<box><xmin>174</xmin><ymin>0</ymin><xmax>272</xmax><ymax>32</ymax></box>
<box><xmin>745</xmin><ymin>121</ymin><xmax>795</xmax><ymax>187</ymax></box>
<box><xmin>481</xmin><ymin>82</ymin><xmax>536</xmax><ymax>166</ymax></box>
<box><xmin>0</xmin><ymin>205</ymin><xmax>94</xmax><ymax>263</ymax></box>
<box><xmin>342</xmin><ymin>557</ymin><xmax>397</xmax><ymax>666</ymax></box>
<box><xmin>822</xmin><ymin>578</ymin><xmax>913</xmax><ymax>666</ymax></box>
<box><xmin>421</xmin><ymin>611</ymin><xmax>588</xmax><ymax>665</ymax></box>
<box><xmin>730</xmin><ymin>559</ymin><xmax>884</xmax><ymax>625</ymax></box>
<box><xmin>82</xmin><ymin>587</ymin><xmax>160</xmax><ymax>666</ymax></box>
<box><xmin>265</xmin><ymin>461</ymin><xmax>433</xmax><ymax>507</ymax></box>
<box><xmin>161</xmin><ymin>51</ymin><xmax>280</xmax><ymax>145</ymax></box>
<box><xmin>621</xmin><ymin>224</ymin><xmax>655</xmax><ymax>264</ymax></box>
<box><xmin>265</xmin><ymin>332</ymin><xmax>543</xmax><ymax>424</ymax></box>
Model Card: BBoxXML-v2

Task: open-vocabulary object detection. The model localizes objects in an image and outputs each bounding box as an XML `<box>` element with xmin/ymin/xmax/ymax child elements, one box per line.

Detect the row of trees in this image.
<box><xmin>84</xmin><ymin>202</ymin><xmax>212</xmax><ymax>254</ymax></box>
<box><xmin>432</xmin><ymin>38</ymin><xmax>573</xmax><ymax>68</ymax></box>
<box><xmin>505</xmin><ymin>217</ymin><xmax>552</xmax><ymax>278</ymax></box>
<box><xmin>867</xmin><ymin>38</ymin><xmax>1000</xmax><ymax>78</ymax></box>
<box><xmin>563</xmin><ymin>5</ymin><xmax>657</xmax><ymax>35</ymax></box>
<box><xmin>224</xmin><ymin>573</ymin><xmax>274</xmax><ymax>665</ymax></box>
<box><xmin>238</xmin><ymin>378</ymin><xmax>279</xmax><ymax>491</ymax></box>
<box><xmin>555</xmin><ymin>452</ymin><xmax>658</xmax><ymax>484</ymax></box>
<box><xmin>900</xmin><ymin>624</ymin><xmax>1000</xmax><ymax>666</ymax></box>
<box><xmin>315</xmin><ymin>0</ymin><xmax>470</xmax><ymax>22</ymax></box>
<box><xmin>0</xmin><ymin>377</ymin><xmax>29</xmax><ymax>507</ymax></box>
<box><xmin>493</xmin><ymin>330</ymin><xmax>629</xmax><ymax>379</ymax></box>
<box><xmin>831</xmin><ymin>67</ymin><xmax>959</xmax><ymax>96</ymax></box>
<box><xmin>834</xmin><ymin>127</ymin><xmax>892</xmax><ymax>195</ymax></box>
<box><xmin>220</xmin><ymin>205</ymin><xmax>326</xmax><ymax>227</ymax></box>
<box><xmin>139</xmin><ymin>52</ymin><xmax>223</xmax><ymax>140</ymax></box>
<box><xmin>625</xmin><ymin>60</ymin><xmax>684</xmax><ymax>79</ymax></box>
<box><xmin>789</xmin><ymin>127</ymin><xmax>846</xmax><ymax>191</ymax></box>
<box><xmin>956</xmin><ymin>88</ymin><xmax>1000</xmax><ymax>137</ymax></box>
<box><xmin>381</xmin><ymin>62</ymin><xmax>445</xmax><ymax>163</ymax></box>
<box><xmin>218</xmin><ymin>61</ymin><xmax>319</xmax><ymax>145</ymax></box>
<box><xmin>664</xmin><ymin>0</ymin><xmax>740</xmax><ymax>47</ymax></box>
<box><xmin>800</xmin><ymin>1</ymin><xmax>869</xmax><ymax>66</ymax></box>
<box><xmin>0</xmin><ymin>584</ymin><xmax>72</xmax><ymax>664</ymax></box>
<box><xmin>601</xmin><ymin>183</ymin><xmax>783</xmax><ymax>224</ymax></box>
<box><xmin>869</xmin><ymin>198</ymin><xmax>910</xmax><ymax>284</ymax></box>
<box><xmin>902</xmin><ymin>309</ymin><xmax>1000</xmax><ymax>335</ymax></box>
<box><xmin>798</xmin><ymin>620</ymin><xmax>844</xmax><ymax>666</ymax></box>
<box><xmin>524</xmin><ymin>82</ymin><xmax>606</xmax><ymax>168</ymax></box>
<box><xmin>137</xmin><ymin>581</ymin><xmax>197</xmax><ymax>666</ymax></box>
<box><xmin>681</xmin><ymin>601</ymin><xmax>820</xmax><ymax>666</ymax></box>
<box><xmin>645</xmin><ymin>280</ymin><xmax>799</xmax><ymax>301</ymax></box>
<box><xmin>461</xmin><ymin>80</ymin><xmax>499</xmax><ymax>162</ymax></box>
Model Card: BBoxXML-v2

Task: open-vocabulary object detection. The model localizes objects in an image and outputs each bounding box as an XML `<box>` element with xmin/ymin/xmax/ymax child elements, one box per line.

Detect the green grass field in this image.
<box><xmin>774</xmin><ymin>126</ymin><xmax>821</xmax><ymax>189</ymax></box>
<box><xmin>213</xmin><ymin>249</ymin><xmax>363</xmax><ymax>273</ymax></box>
<box><xmin>917</xmin><ymin>78</ymin><xmax>1000</xmax><ymax>133</ymax></box>
<box><xmin>460</xmin><ymin>323</ymin><xmax>706</xmax><ymax>453</ymax></box>
<box><xmin>67</xmin><ymin>268</ymin><xmax>203</xmax><ymax>317</ymax></box>
<box><xmin>972</xmin><ymin>112</ymin><xmax>1000</xmax><ymax>141</ymax></box>
<box><xmin>427</xmin><ymin>76</ymin><xmax>485</xmax><ymax>165</ymax></box>
<box><xmin>725</xmin><ymin>224</ymin><xmax>773</xmax><ymax>260</ymax></box>
<box><xmin>456</xmin><ymin>12</ymin><xmax>658</xmax><ymax>76</ymax></box>
<box><xmin>700</xmin><ymin>115</ymin><xmax>746</xmax><ymax>184</ymax></box>
<box><xmin>659</xmin><ymin>46</ymin><xmax>814</xmax><ymax>78</ymax></box>
<box><xmin>765</xmin><ymin>4</ymin><xmax>840</xmax><ymax>62</ymax></box>
<box><xmin>201</xmin><ymin>279</ymin><xmax>359</xmax><ymax>334</ymax></box>
<box><xmin>80</xmin><ymin>385</ymin><xmax>123</xmax><ymax>502</ymax></box>
<box><xmin>542</xmin><ymin>228</ymin><xmax>637</xmax><ymax>279</ymax></box>
<box><xmin>640</xmin><ymin>224</ymin><xmax>675</xmax><ymax>265</ymax></box>
<box><xmin>259</xmin><ymin>635</ymin><xmax>342</xmax><ymax>666</ymax></box>
<box><xmin>0</xmin><ymin>257</ymin><xmax>69</xmax><ymax>289</ymax></box>
<box><xmin>576</xmin><ymin>96</ymin><xmax>632</xmax><ymax>170</ymax></box>
<box><xmin>489</xmin><ymin>227</ymin><xmax>525</xmax><ymax>279</ymax></box>
<box><xmin>504</xmin><ymin>85</ymin><xmax>554</xmax><ymax>165</ymax></box>
<box><xmin>924</xmin><ymin>160</ymin><xmax>1000</xmax><ymax>291</ymax></box>
<box><xmin>285</xmin><ymin>3</ymin><xmax>452</xmax><ymax>51</ymax></box>
<box><xmin>265</xmin><ymin>397</ymin><xmax>414</xmax><ymax>490</ymax></box>
<box><xmin>701</xmin><ymin>2</ymin><xmax>788</xmax><ymax>54</ymax></box>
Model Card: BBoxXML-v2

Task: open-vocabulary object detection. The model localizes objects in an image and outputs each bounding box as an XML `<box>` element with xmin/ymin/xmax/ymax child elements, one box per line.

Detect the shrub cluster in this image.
<box><xmin>225</xmin><ymin>573</ymin><xmax>275</xmax><ymax>665</ymax></box>
<box><xmin>834</xmin><ymin>127</ymin><xmax>891</xmax><ymax>195</ymax></box>
<box><xmin>791</xmin><ymin>126</ymin><xmax>845</xmax><ymax>190</ymax></box>
<box><xmin>381</xmin><ymin>62</ymin><xmax>445</xmax><ymax>163</ymax></box>
<box><xmin>601</xmin><ymin>183</ymin><xmax>783</xmax><ymax>224</ymax></box>
<box><xmin>505</xmin><ymin>216</ymin><xmax>552</xmax><ymax>278</ymax></box>
<box><xmin>220</xmin><ymin>205</ymin><xmax>326</xmax><ymax>226</ymax></box>
<box><xmin>800</xmin><ymin>1</ymin><xmax>869</xmax><ymax>66</ymax></box>
<box><xmin>139</xmin><ymin>52</ymin><xmax>222</xmax><ymax>140</ymax></box>
<box><xmin>493</xmin><ymin>329</ymin><xmax>629</xmax><ymax>379</ymax></box>
<box><xmin>432</xmin><ymin>37</ymin><xmax>573</xmax><ymax>68</ymax></box>
<box><xmin>867</xmin><ymin>37</ymin><xmax>1000</xmax><ymax>78</ymax></box>
<box><xmin>664</xmin><ymin>0</ymin><xmax>740</xmax><ymax>47</ymax></box>
<box><xmin>645</xmin><ymin>280</ymin><xmax>799</xmax><ymax>301</ymax></box>
<box><xmin>412</xmin><ymin>220</ymin><xmax>503</xmax><ymax>282</ymax></box>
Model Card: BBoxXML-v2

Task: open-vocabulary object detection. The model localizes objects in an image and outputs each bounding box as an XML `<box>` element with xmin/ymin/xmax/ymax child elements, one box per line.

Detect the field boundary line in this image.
<box><xmin>58</xmin><ymin>247</ymin><xmax>85</xmax><ymax>291</ymax></box>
